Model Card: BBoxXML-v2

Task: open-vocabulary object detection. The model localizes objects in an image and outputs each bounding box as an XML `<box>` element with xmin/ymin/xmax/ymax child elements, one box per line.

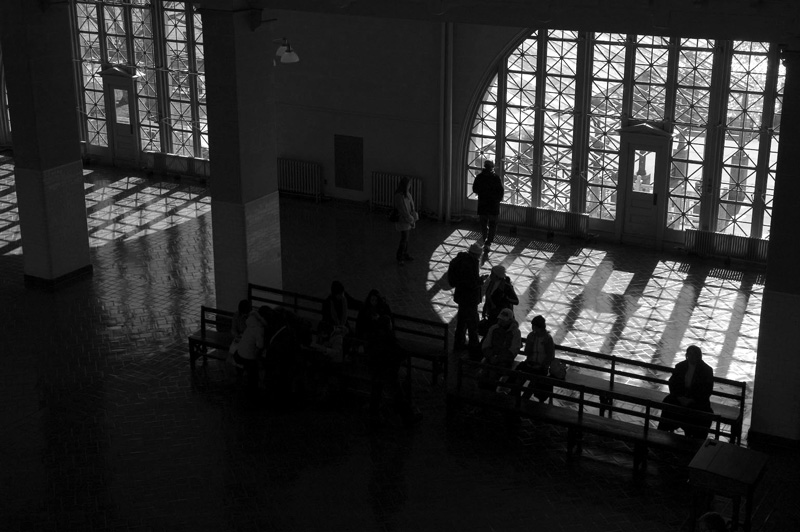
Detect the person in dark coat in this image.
<box><xmin>658</xmin><ymin>345</ymin><xmax>715</xmax><ymax>439</ymax></box>
<box><xmin>449</xmin><ymin>242</ymin><xmax>484</xmax><ymax>355</ymax></box>
<box><xmin>472</xmin><ymin>160</ymin><xmax>504</xmax><ymax>256</ymax></box>
<box><xmin>357</xmin><ymin>289</ymin><xmax>420</xmax><ymax>428</ymax></box>
<box><xmin>515</xmin><ymin>315</ymin><xmax>556</xmax><ymax>402</ymax></box>
<box><xmin>481</xmin><ymin>264</ymin><xmax>519</xmax><ymax>331</ymax></box>
<box><xmin>477</xmin><ymin>308</ymin><xmax>522</xmax><ymax>391</ymax></box>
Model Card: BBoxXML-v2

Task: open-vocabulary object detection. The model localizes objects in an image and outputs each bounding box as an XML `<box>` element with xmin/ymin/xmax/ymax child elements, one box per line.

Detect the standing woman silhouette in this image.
<box><xmin>393</xmin><ymin>177</ymin><xmax>418</xmax><ymax>265</ymax></box>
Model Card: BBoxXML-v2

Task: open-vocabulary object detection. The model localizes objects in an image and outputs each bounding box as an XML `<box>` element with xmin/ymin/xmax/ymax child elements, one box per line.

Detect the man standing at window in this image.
<box><xmin>472</xmin><ymin>160</ymin><xmax>505</xmax><ymax>257</ymax></box>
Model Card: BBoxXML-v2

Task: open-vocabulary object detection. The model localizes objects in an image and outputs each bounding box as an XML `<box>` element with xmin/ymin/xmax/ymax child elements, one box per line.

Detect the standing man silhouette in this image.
<box><xmin>472</xmin><ymin>160</ymin><xmax>504</xmax><ymax>257</ymax></box>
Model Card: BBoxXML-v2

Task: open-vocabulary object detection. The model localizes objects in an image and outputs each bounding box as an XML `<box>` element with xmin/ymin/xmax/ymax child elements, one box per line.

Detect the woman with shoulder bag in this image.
<box><xmin>479</xmin><ymin>265</ymin><xmax>519</xmax><ymax>336</ymax></box>
<box><xmin>393</xmin><ymin>177</ymin><xmax>418</xmax><ymax>266</ymax></box>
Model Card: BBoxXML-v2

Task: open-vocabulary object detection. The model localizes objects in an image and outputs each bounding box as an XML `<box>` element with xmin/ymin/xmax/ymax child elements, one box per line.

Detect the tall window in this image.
<box><xmin>763</xmin><ymin>60</ymin><xmax>785</xmax><ymax>239</ymax></box>
<box><xmin>72</xmin><ymin>1</ymin><xmax>207</xmax><ymax>159</ymax></box>
<box><xmin>586</xmin><ymin>33</ymin><xmax>625</xmax><ymax>221</ymax></box>
<box><xmin>540</xmin><ymin>30</ymin><xmax>579</xmax><ymax>211</ymax></box>
<box><xmin>717</xmin><ymin>42</ymin><xmax>773</xmax><ymax>238</ymax></box>
<box><xmin>467</xmin><ymin>31</ymin><xmax>782</xmax><ymax>240</ymax></box>
<box><xmin>631</xmin><ymin>35</ymin><xmax>669</xmax><ymax>122</ymax></box>
<box><xmin>502</xmin><ymin>35</ymin><xmax>538</xmax><ymax>207</ymax></box>
<box><xmin>667</xmin><ymin>38</ymin><xmax>714</xmax><ymax>232</ymax></box>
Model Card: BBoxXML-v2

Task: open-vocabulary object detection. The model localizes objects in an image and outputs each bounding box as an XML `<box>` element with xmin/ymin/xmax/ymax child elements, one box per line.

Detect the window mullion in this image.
<box><xmin>571</xmin><ymin>32</ymin><xmax>592</xmax><ymax>213</ymax></box>
<box><xmin>621</xmin><ymin>34</ymin><xmax>636</xmax><ymax>123</ymax></box>
<box><xmin>663</xmin><ymin>37</ymin><xmax>679</xmax><ymax>128</ymax></box>
<box><xmin>152</xmin><ymin>2</ymin><xmax>171</xmax><ymax>155</ymax></box>
<box><xmin>532</xmin><ymin>32</ymin><xmax>547</xmax><ymax>207</ymax></box>
<box><xmin>497</xmin><ymin>56</ymin><xmax>507</xmax><ymax>187</ymax></box>
<box><xmin>750</xmin><ymin>44</ymin><xmax>780</xmax><ymax>239</ymax></box>
<box><xmin>185</xmin><ymin>4</ymin><xmax>201</xmax><ymax>159</ymax></box>
<box><xmin>67</xmin><ymin>4</ymin><xmax>88</xmax><ymax>146</ymax></box>
<box><xmin>701</xmin><ymin>40</ymin><xmax>731</xmax><ymax>232</ymax></box>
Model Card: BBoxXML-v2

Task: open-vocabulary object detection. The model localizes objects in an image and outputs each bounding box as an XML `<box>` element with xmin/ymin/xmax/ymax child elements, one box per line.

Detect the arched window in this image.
<box><xmin>0</xmin><ymin>45</ymin><xmax>10</xmax><ymax>147</ymax></box>
<box><xmin>466</xmin><ymin>31</ymin><xmax>781</xmax><ymax>240</ymax></box>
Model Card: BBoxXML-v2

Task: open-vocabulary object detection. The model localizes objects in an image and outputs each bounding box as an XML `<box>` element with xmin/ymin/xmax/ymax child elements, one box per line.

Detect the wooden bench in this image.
<box><xmin>188</xmin><ymin>305</ymin><xmax>234</xmax><ymax>371</ymax></box>
<box><xmin>247</xmin><ymin>283</ymin><xmax>450</xmax><ymax>385</ymax></box>
<box><xmin>545</xmin><ymin>345</ymin><xmax>747</xmax><ymax>444</ymax></box>
<box><xmin>450</xmin><ymin>358</ymin><xmax>725</xmax><ymax>474</ymax></box>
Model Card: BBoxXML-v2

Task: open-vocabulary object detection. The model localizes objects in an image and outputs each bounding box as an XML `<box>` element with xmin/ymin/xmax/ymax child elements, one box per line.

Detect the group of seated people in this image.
<box><xmin>470</xmin><ymin>267</ymin><xmax>717</xmax><ymax>439</ymax></box>
<box><xmin>227</xmin><ymin>281</ymin><xmax>421</xmax><ymax>427</ymax></box>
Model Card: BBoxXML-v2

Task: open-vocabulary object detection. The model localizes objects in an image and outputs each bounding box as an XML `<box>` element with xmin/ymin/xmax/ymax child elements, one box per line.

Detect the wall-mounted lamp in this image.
<box><xmin>274</xmin><ymin>38</ymin><xmax>299</xmax><ymax>64</ymax></box>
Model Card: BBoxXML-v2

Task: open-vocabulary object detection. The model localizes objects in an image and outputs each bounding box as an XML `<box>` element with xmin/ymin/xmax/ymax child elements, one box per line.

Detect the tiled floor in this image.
<box><xmin>1</xmin><ymin>160</ymin><xmax>798</xmax><ymax>531</ymax></box>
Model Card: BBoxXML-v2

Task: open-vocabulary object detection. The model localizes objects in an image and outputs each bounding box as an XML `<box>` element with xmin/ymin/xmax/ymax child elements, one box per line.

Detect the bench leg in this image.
<box><xmin>445</xmin><ymin>393</ymin><xmax>462</xmax><ymax>421</ymax></box>
<box><xmin>599</xmin><ymin>394</ymin><xmax>613</xmax><ymax>418</ymax></box>
<box><xmin>431</xmin><ymin>358</ymin><xmax>448</xmax><ymax>387</ymax></box>
<box><xmin>189</xmin><ymin>339</ymin><xmax>203</xmax><ymax>372</ymax></box>
<box><xmin>567</xmin><ymin>427</ymin><xmax>582</xmax><ymax>458</ymax></box>
<box><xmin>633</xmin><ymin>442</ymin><xmax>648</xmax><ymax>475</ymax></box>
<box><xmin>731</xmin><ymin>423</ymin><xmax>742</xmax><ymax>445</ymax></box>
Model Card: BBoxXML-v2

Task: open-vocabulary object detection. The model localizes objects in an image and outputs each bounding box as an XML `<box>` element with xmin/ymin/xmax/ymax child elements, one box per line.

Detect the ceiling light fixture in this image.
<box><xmin>274</xmin><ymin>37</ymin><xmax>299</xmax><ymax>64</ymax></box>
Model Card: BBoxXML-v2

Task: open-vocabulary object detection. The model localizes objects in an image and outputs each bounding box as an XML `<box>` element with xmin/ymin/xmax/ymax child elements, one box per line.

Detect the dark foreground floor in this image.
<box><xmin>1</xmin><ymin>162</ymin><xmax>798</xmax><ymax>531</ymax></box>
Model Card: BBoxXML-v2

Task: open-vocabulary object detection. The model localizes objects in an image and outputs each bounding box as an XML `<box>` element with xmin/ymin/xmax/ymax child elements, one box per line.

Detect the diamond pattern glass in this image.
<box><xmin>73</xmin><ymin>1</ymin><xmax>207</xmax><ymax>160</ymax></box>
<box><xmin>586</xmin><ymin>33</ymin><xmax>625</xmax><ymax>220</ymax></box>
<box><xmin>668</xmin><ymin>40</ymin><xmax>714</xmax><ymax>231</ymax></box>
<box><xmin>467</xmin><ymin>74</ymin><xmax>499</xmax><ymax>199</ymax></box>
<box><xmin>762</xmin><ymin>60</ymin><xmax>784</xmax><ymax>239</ymax></box>
<box><xmin>466</xmin><ymin>31</ymin><xmax>780</xmax><ymax>242</ymax></box>
<box><xmin>632</xmin><ymin>37</ymin><xmax>669</xmax><ymax>121</ymax></box>
<box><xmin>539</xmin><ymin>31</ymin><xmax>577</xmax><ymax>212</ymax></box>
<box><xmin>718</xmin><ymin>43</ymin><xmax>771</xmax><ymax>237</ymax></box>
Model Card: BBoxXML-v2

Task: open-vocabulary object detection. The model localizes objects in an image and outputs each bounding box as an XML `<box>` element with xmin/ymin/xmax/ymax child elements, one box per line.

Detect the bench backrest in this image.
<box><xmin>199</xmin><ymin>305</ymin><xmax>234</xmax><ymax>338</ymax></box>
<box><xmin>518</xmin><ymin>338</ymin><xmax>746</xmax><ymax>422</ymax></box>
<box><xmin>457</xmin><ymin>358</ymin><xmax>726</xmax><ymax>440</ymax></box>
<box><xmin>247</xmin><ymin>283</ymin><xmax>449</xmax><ymax>353</ymax></box>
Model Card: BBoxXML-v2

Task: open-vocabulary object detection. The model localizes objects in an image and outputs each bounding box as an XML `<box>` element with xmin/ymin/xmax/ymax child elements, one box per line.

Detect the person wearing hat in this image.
<box><xmin>516</xmin><ymin>315</ymin><xmax>556</xmax><ymax>402</ymax></box>
<box><xmin>481</xmin><ymin>264</ymin><xmax>519</xmax><ymax>333</ymax></box>
<box><xmin>472</xmin><ymin>160</ymin><xmax>505</xmax><ymax>256</ymax></box>
<box><xmin>447</xmin><ymin>242</ymin><xmax>485</xmax><ymax>353</ymax></box>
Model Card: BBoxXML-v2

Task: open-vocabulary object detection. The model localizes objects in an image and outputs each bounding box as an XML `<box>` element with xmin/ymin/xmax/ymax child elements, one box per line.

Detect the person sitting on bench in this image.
<box><xmin>658</xmin><ymin>345</ymin><xmax>714</xmax><ymax>439</ymax></box>
<box><xmin>477</xmin><ymin>308</ymin><xmax>521</xmax><ymax>390</ymax></box>
<box><xmin>515</xmin><ymin>314</ymin><xmax>555</xmax><ymax>402</ymax></box>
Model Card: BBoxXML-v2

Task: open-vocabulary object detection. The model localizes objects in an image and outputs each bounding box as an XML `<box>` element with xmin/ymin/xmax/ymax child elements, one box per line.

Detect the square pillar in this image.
<box><xmin>0</xmin><ymin>1</ymin><xmax>91</xmax><ymax>285</ymax></box>
<box><xmin>203</xmin><ymin>8</ymin><xmax>282</xmax><ymax>310</ymax></box>
<box><xmin>749</xmin><ymin>51</ymin><xmax>800</xmax><ymax>446</ymax></box>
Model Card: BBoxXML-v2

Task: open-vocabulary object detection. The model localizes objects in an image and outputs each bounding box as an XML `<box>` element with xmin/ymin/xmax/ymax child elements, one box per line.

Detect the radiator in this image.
<box><xmin>371</xmin><ymin>172</ymin><xmax>423</xmax><ymax>210</ymax></box>
<box><xmin>685</xmin><ymin>229</ymin><xmax>769</xmax><ymax>263</ymax></box>
<box><xmin>277</xmin><ymin>158</ymin><xmax>323</xmax><ymax>202</ymax></box>
<box><xmin>499</xmin><ymin>204</ymin><xmax>589</xmax><ymax>237</ymax></box>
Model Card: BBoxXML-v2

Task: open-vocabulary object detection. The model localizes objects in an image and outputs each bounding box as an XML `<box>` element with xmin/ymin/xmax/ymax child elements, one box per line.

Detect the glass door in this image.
<box><xmin>102</xmin><ymin>68</ymin><xmax>139</xmax><ymax>167</ymax></box>
<box><xmin>617</xmin><ymin>126</ymin><xmax>671</xmax><ymax>247</ymax></box>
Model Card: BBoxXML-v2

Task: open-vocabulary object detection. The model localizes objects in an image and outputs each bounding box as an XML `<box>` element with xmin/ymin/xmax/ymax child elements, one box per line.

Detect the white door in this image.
<box><xmin>617</xmin><ymin>131</ymin><xmax>670</xmax><ymax>247</ymax></box>
<box><xmin>103</xmin><ymin>72</ymin><xmax>139</xmax><ymax>167</ymax></box>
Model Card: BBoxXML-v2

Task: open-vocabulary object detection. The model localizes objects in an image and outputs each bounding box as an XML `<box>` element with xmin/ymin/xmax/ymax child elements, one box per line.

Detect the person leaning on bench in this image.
<box><xmin>658</xmin><ymin>345</ymin><xmax>714</xmax><ymax>439</ymax></box>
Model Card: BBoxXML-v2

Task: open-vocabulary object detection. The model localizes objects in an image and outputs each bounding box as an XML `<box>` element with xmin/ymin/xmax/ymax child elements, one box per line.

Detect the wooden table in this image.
<box><xmin>688</xmin><ymin>439</ymin><xmax>769</xmax><ymax>531</ymax></box>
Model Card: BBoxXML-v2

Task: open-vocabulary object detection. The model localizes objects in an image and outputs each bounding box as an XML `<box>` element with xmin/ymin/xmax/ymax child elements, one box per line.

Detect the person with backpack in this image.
<box><xmin>448</xmin><ymin>242</ymin><xmax>485</xmax><ymax>355</ymax></box>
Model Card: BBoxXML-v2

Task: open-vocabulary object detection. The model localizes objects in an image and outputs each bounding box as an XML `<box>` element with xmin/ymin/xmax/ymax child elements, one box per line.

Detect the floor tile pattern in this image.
<box><xmin>1</xmin><ymin>161</ymin><xmax>797</xmax><ymax>532</ymax></box>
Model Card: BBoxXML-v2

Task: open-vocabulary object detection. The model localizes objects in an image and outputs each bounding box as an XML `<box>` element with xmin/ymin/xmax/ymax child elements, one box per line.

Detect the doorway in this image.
<box><xmin>101</xmin><ymin>66</ymin><xmax>139</xmax><ymax>167</ymax></box>
<box><xmin>616</xmin><ymin>124</ymin><xmax>672</xmax><ymax>247</ymax></box>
